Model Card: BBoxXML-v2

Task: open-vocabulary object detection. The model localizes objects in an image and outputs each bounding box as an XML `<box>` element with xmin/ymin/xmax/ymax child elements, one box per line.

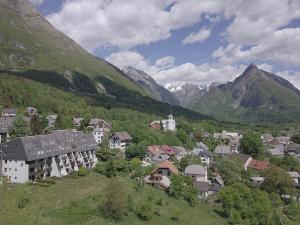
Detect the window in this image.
<box><xmin>4</xmin><ymin>160</ymin><xmax>7</xmax><ymax>164</ymax></box>
<box><xmin>15</xmin><ymin>177</ymin><xmax>17</xmax><ymax>180</ymax></box>
<box><xmin>15</xmin><ymin>168</ymin><xmax>17</xmax><ymax>171</ymax></box>
<box><xmin>9</xmin><ymin>168</ymin><xmax>11</xmax><ymax>171</ymax></box>
<box><xmin>4</xmin><ymin>168</ymin><xmax>7</xmax><ymax>172</ymax></box>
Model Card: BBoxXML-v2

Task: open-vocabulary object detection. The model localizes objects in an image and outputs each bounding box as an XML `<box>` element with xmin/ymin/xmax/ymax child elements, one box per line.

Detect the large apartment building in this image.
<box><xmin>0</xmin><ymin>130</ymin><xmax>98</xmax><ymax>183</ymax></box>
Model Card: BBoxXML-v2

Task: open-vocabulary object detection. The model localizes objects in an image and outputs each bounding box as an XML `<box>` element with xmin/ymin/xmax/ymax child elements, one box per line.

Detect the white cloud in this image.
<box><xmin>277</xmin><ymin>71</ymin><xmax>300</xmax><ymax>89</ymax></box>
<box><xmin>29</xmin><ymin>0</ymin><xmax>44</xmax><ymax>6</ymax></box>
<box><xmin>46</xmin><ymin>0</ymin><xmax>223</xmax><ymax>51</ymax></box>
<box><xmin>46</xmin><ymin>0</ymin><xmax>300</xmax><ymax>85</ymax></box>
<box><xmin>106</xmin><ymin>50</ymin><xmax>244</xmax><ymax>85</ymax></box>
<box><xmin>182</xmin><ymin>27</ymin><xmax>211</xmax><ymax>45</ymax></box>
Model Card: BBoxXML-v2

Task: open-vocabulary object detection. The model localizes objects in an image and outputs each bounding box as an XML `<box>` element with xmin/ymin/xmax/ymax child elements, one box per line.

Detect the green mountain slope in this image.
<box><xmin>188</xmin><ymin>64</ymin><xmax>300</xmax><ymax>123</ymax></box>
<box><xmin>0</xmin><ymin>0</ymin><xmax>152</xmax><ymax>97</ymax></box>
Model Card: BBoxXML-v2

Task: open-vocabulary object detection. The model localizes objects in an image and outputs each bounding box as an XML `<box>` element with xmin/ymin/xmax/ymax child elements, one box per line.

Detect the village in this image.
<box><xmin>0</xmin><ymin>106</ymin><xmax>299</xmax><ymax>203</ymax></box>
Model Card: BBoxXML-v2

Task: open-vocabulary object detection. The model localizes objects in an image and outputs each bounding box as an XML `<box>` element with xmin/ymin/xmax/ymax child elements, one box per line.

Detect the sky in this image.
<box><xmin>29</xmin><ymin>0</ymin><xmax>300</xmax><ymax>88</ymax></box>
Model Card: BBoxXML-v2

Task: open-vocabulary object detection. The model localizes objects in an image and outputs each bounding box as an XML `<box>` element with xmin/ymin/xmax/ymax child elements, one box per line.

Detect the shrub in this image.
<box><xmin>78</xmin><ymin>167</ymin><xmax>89</xmax><ymax>176</ymax></box>
<box><xmin>135</xmin><ymin>201</ymin><xmax>154</xmax><ymax>221</ymax></box>
<box><xmin>16</xmin><ymin>197</ymin><xmax>30</xmax><ymax>209</ymax></box>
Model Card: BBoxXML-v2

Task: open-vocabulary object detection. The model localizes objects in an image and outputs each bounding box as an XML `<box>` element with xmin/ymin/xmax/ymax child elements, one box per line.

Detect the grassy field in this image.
<box><xmin>0</xmin><ymin>173</ymin><xmax>227</xmax><ymax>225</ymax></box>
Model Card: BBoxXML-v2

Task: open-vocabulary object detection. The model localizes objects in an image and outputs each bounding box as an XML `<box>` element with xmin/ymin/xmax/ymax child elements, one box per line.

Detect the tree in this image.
<box><xmin>219</xmin><ymin>183</ymin><xmax>276</xmax><ymax>225</ymax></box>
<box><xmin>104</xmin><ymin>160</ymin><xmax>118</xmax><ymax>178</ymax></box>
<box><xmin>30</xmin><ymin>115</ymin><xmax>48</xmax><ymax>135</ymax></box>
<box><xmin>100</xmin><ymin>177</ymin><xmax>127</xmax><ymax>220</ymax></box>
<box><xmin>125</xmin><ymin>143</ymin><xmax>146</xmax><ymax>160</ymax></box>
<box><xmin>216</xmin><ymin>157</ymin><xmax>243</xmax><ymax>184</ymax></box>
<box><xmin>11</xmin><ymin>116</ymin><xmax>31</xmax><ymax>138</ymax></box>
<box><xmin>240</xmin><ymin>131</ymin><xmax>264</xmax><ymax>158</ymax></box>
<box><xmin>291</xmin><ymin>133</ymin><xmax>300</xmax><ymax>144</ymax></box>
<box><xmin>261</xmin><ymin>165</ymin><xmax>295</xmax><ymax>196</ymax></box>
<box><xmin>179</xmin><ymin>156</ymin><xmax>189</xmax><ymax>171</ymax></box>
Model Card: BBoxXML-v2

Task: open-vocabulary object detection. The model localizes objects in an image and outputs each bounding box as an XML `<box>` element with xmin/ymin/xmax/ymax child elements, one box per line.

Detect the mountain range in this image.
<box><xmin>167</xmin><ymin>64</ymin><xmax>300</xmax><ymax>123</ymax></box>
<box><xmin>122</xmin><ymin>66</ymin><xmax>178</xmax><ymax>105</ymax></box>
<box><xmin>0</xmin><ymin>0</ymin><xmax>210</xmax><ymax>121</ymax></box>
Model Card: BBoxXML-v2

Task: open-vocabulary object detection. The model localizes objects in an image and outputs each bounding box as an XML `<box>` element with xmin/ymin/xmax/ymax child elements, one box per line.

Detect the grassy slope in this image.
<box><xmin>0</xmin><ymin>0</ymin><xmax>152</xmax><ymax>97</ymax></box>
<box><xmin>0</xmin><ymin>173</ymin><xmax>227</xmax><ymax>225</ymax></box>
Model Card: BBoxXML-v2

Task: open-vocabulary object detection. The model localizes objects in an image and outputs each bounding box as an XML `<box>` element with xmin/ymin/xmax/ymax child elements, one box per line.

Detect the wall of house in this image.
<box><xmin>1</xmin><ymin>160</ymin><xmax>29</xmax><ymax>183</ymax></box>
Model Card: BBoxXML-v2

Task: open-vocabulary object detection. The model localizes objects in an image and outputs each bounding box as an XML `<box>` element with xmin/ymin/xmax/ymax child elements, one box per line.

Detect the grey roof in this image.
<box><xmin>47</xmin><ymin>115</ymin><xmax>57</xmax><ymax>120</ymax></box>
<box><xmin>0</xmin><ymin>117</ymin><xmax>14</xmax><ymax>133</ymax></box>
<box><xmin>2</xmin><ymin>108</ymin><xmax>17</xmax><ymax>114</ymax></box>
<box><xmin>73</xmin><ymin>117</ymin><xmax>83</xmax><ymax>123</ymax></box>
<box><xmin>269</xmin><ymin>144</ymin><xmax>285</xmax><ymax>156</ymax></box>
<box><xmin>215</xmin><ymin>145</ymin><xmax>231</xmax><ymax>154</ymax></box>
<box><xmin>26</xmin><ymin>107</ymin><xmax>37</xmax><ymax>112</ymax></box>
<box><xmin>199</xmin><ymin>149</ymin><xmax>213</xmax><ymax>158</ymax></box>
<box><xmin>185</xmin><ymin>164</ymin><xmax>207</xmax><ymax>175</ymax></box>
<box><xmin>0</xmin><ymin>130</ymin><xmax>97</xmax><ymax>161</ymax></box>
<box><xmin>193</xmin><ymin>181</ymin><xmax>209</xmax><ymax>192</ymax></box>
<box><xmin>286</xmin><ymin>144</ymin><xmax>300</xmax><ymax>154</ymax></box>
<box><xmin>110</xmin><ymin>132</ymin><xmax>132</xmax><ymax>141</ymax></box>
<box><xmin>89</xmin><ymin>118</ymin><xmax>112</xmax><ymax>128</ymax></box>
<box><xmin>152</xmin><ymin>154</ymin><xmax>169</xmax><ymax>163</ymax></box>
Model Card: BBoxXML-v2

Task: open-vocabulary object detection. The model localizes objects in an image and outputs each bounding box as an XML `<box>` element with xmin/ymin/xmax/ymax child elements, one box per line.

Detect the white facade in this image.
<box><xmin>109</xmin><ymin>137</ymin><xmax>127</xmax><ymax>150</ymax></box>
<box><xmin>1</xmin><ymin>150</ymin><xmax>98</xmax><ymax>183</ymax></box>
<box><xmin>1</xmin><ymin>160</ymin><xmax>29</xmax><ymax>183</ymax></box>
<box><xmin>161</xmin><ymin>114</ymin><xmax>176</xmax><ymax>131</ymax></box>
<box><xmin>93</xmin><ymin>128</ymin><xmax>104</xmax><ymax>144</ymax></box>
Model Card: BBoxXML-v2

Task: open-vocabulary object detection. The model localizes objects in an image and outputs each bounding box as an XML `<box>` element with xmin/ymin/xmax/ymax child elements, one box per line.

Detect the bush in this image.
<box><xmin>135</xmin><ymin>201</ymin><xmax>154</xmax><ymax>221</ymax></box>
<box><xmin>78</xmin><ymin>167</ymin><xmax>89</xmax><ymax>176</ymax></box>
<box><xmin>16</xmin><ymin>197</ymin><xmax>30</xmax><ymax>209</ymax></box>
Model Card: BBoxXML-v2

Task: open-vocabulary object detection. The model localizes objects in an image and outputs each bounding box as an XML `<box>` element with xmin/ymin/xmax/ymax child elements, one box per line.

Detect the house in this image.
<box><xmin>147</xmin><ymin>160</ymin><xmax>179</xmax><ymax>189</ymax></box>
<box><xmin>277</xmin><ymin>136</ymin><xmax>291</xmax><ymax>145</ymax></box>
<box><xmin>146</xmin><ymin>145</ymin><xmax>164</xmax><ymax>159</ymax></box>
<box><xmin>287</xmin><ymin>172</ymin><xmax>300</xmax><ymax>184</ymax></box>
<box><xmin>161</xmin><ymin>114</ymin><xmax>176</xmax><ymax>131</ymax></box>
<box><xmin>26</xmin><ymin>107</ymin><xmax>37</xmax><ymax>116</ymax></box>
<box><xmin>228</xmin><ymin>136</ymin><xmax>241</xmax><ymax>152</ymax></box>
<box><xmin>247</xmin><ymin>159</ymin><xmax>269</xmax><ymax>171</ymax></box>
<box><xmin>262</xmin><ymin>134</ymin><xmax>273</xmax><ymax>143</ymax></box>
<box><xmin>93</xmin><ymin>127</ymin><xmax>105</xmax><ymax>144</ymax></box>
<box><xmin>46</xmin><ymin>115</ymin><xmax>57</xmax><ymax>128</ymax></box>
<box><xmin>73</xmin><ymin>117</ymin><xmax>84</xmax><ymax>127</ymax></box>
<box><xmin>213</xmin><ymin>131</ymin><xmax>241</xmax><ymax>140</ymax></box>
<box><xmin>215</xmin><ymin>145</ymin><xmax>231</xmax><ymax>155</ymax></box>
<box><xmin>269</xmin><ymin>144</ymin><xmax>285</xmax><ymax>157</ymax></box>
<box><xmin>173</xmin><ymin>146</ymin><xmax>187</xmax><ymax>161</ymax></box>
<box><xmin>193</xmin><ymin>181</ymin><xmax>209</xmax><ymax>199</ymax></box>
<box><xmin>109</xmin><ymin>132</ymin><xmax>132</xmax><ymax>150</ymax></box>
<box><xmin>149</xmin><ymin>121</ymin><xmax>161</xmax><ymax>130</ymax></box>
<box><xmin>266</xmin><ymin>139</ymin><xmax>281</xmax><ymax>147</ymax></box>
<box><xmin>161</xmin><ymin>145</ymin><xmax>178</xmax><ymax>157</ymax></box>
<box><xmin>89</xmin><ymin>118</ymin><xmax>112</xmax><ymax>131</ymax></box>
<box><xmin>2</xmin><ymin>108</ymin><xmax>17</xmax><ymax>117</ymax></box>
<box><xmin>209</xmin><ymin>175</ymin><xmax>224</xmax><ymax>195</ymax></box>
<box><xmin>0</xmin><ymin>130</ymin><xmax>98</xmax><ymax>183</ymax></box>
<box><xmin>0</xmin><ymin>117</ymin><xmax>14</xmax><ymax>143</ymax></box>
<box><xmin>285</xmin><ymin>144</ymin><xmax>300</xmax><ymax>158</ymax></box>
<box><xmin>250</xmin><ymin>176</ymin><xmax>264</xmax><ymax>186</ymax></box>
<box><xmin>192</xmin><ymin>144</ymin><xmax>213</xmax><ymax>167</ymax></box>
<box><xmin>184</xmin><ymin>164</ymin><xmax>207</xmax><ymax>182</ymax></box>
<box><xmin>229</xmin><ymin>153</ymin><xmax>253</xmax><ymax>170</ymax></box>
<box><xmin>152</xmin><ymin>154</ymin><xmax>169</xmax><ymax>163</ymax></box>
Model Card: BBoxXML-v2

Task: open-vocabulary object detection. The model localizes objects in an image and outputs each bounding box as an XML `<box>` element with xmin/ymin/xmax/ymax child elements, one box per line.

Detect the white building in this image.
<box><xmin>46</xmin><ymin>115</ymin><xmax>57</xmax><ymax>128</ymax></box>
<box><xmin>109</xmin><ymin>132</ymin><xmax>132</xmax><ymax>150</ymax></box>
<box><xmin>161</xmin><ymin>114</ymin><xmax>176</xmax><ymax>131</ymax></box>
<box><xmin>0</xmin><ymin>130</ymin><xmax>98</xmax><ymax>183</ymax></box>
<box><xmin>93</xmin><ymin>127</ymin><xmax>105</xmax><ymax>144</ymax></box>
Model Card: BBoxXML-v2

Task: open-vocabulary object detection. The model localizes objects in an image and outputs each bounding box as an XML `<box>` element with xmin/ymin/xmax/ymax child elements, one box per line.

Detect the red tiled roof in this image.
<box><xmin>267</xmin><ymin>139</ymin><xmax>281</xmax><ymax>145</ymax></box>
<box><xmin>147</xmin><ymin>145</ymin><xmax>163</xmax><ymax>155</ymax></box>
<box><xmin>161</xmin><ymin>145</ymin><xmax>178</xmax><ymax>156</ymax></box>
<box><xmin>152</xmin><ymin>160</ymin><xmax>179</xmax><ymax>174</ymax></box>
<box><xmin>248</xmin><ymin>159</ymin><xmax>269</xmax><ymax>170</ymax></box>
